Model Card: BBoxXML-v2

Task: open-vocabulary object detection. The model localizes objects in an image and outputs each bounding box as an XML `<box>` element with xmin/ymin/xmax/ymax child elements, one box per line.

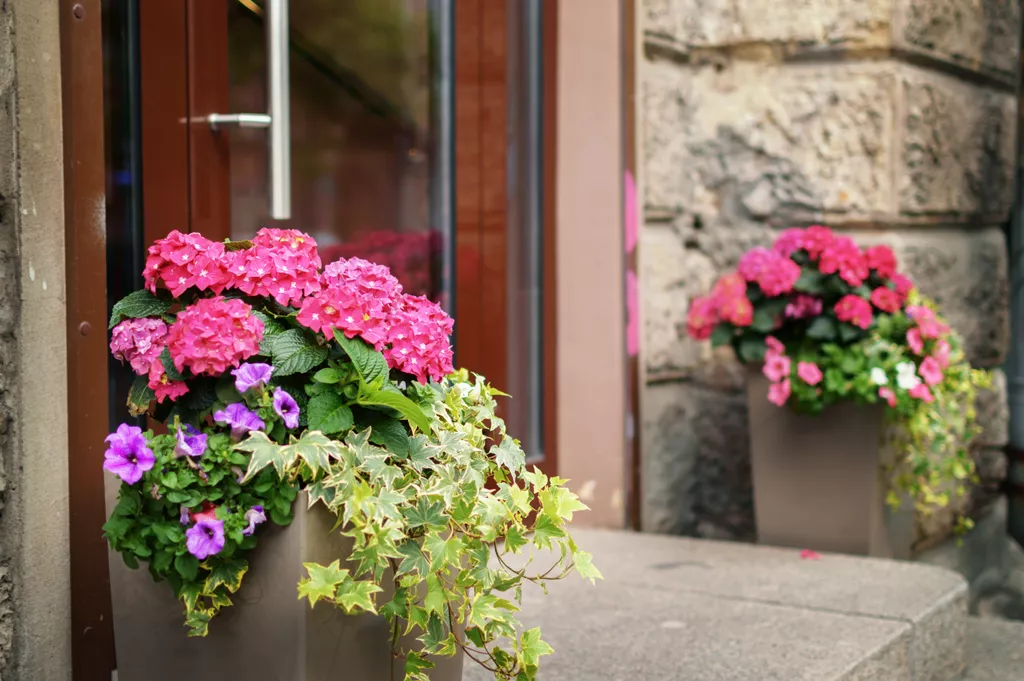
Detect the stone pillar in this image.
<box><xmin>639</xmin><ymin>0</ymin><xmax>1019</xmax><ymax>542</ymax></box>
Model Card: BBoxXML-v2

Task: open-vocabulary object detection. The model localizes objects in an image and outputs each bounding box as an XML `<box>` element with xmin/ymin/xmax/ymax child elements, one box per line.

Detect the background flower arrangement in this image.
<box><xmin>686</xmin><ymin>225</ymin><xmax>991</xmax><ymax>529</ymax></box>
<box><xmin>103</xmin><ymin>228</ymin><xmax>599</xmax><ymax>680</ymax></box>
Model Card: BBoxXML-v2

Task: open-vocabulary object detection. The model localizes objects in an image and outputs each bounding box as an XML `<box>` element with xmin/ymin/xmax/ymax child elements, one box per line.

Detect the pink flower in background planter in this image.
<box><xmin>834</xmin><ymin>295</ymin><xmax>873</xmax><ymax>329</ymax></box>
<box><xmin>737</xmin><ymin>248</ymin><xmax>774</xmax><ymax>282</ymax></box>
<box><xmin>906</xmin><ymin>327</ymin><xmax>925</xmax><ymax>354</ymax></box>
<box><xmin>870</xmin><ymin>287</ymin><xmax>900</xmax><ymax>313</ymax></box>
<box><xmin>757</xmin><ymin>255</ymin><xmax>801</xmax><ymax>297</ymax></box>
<box><xmin>799</xmin><ymin>549</ymin><xmax>822</xmax><ymax>561</ymax></box>
<box><xmin>768</xmin><ymin>379</ymin><xmax>791</xmax><ymax>406</ymax></box>
<box><xmin>763</xmin><ymin>354</ymin><xmax>791</xmax><ymax>383</ymax></box>
<box><xmin>719</xmin><ymin>296</ymin><xmax>754</xmax><ymax>327</ymax></box>
<box><xmin>878</xmin><ymin>387</ymin><xmax>897</xmax><ymax>407</ymax></box>
<box><xmin>864</xmin><ymin>245</ymin><xmax>897</xmax><ymax>279</ymax></box>
<box><xmin>784</xmin><ymin>295</ymin><xmax>823</xmax><ymax>320</ymax></box>
<box><xmin>773</xmin><ymin>228</ymin><xmax>805</xmax><ymax>257</ymax></box>
<box><xmin>797</xmin><ymin>362</ymin><xmax>823</xmax><ymax>386</ymax></box>
<box><xmin>765</xmin><ymin>336</ymin><xmax>785</xmax><ymax>357</ymax></box>
<box><xmin>933</xmin><ymin>339</ymin><xmax>951</xmax><ymax>368</ymax></box>
<box><xmin>686</xmin><ymin>297</ymin><xmax>719</xmax><ymax>340</ymax></box>
<box><xmin>909</xmin><ymin>384</ymin><xmax>934</xmax><ymax>403</ymax></box>
<box><xmin>919</xmin><ymin>357</ymin><xmax>943</xmax><ymax>386</ymax></box>
<box><xmin>801</xmin><ymin>225</ymin><xmax>835</xmax><ymax>260</ymax></box>
<box><xmin>891</xmin><ymin>273</ymin><xmax>914</xmax><ymax>299</ymax></box>
<box><xmin>819</xmin><ymin>236</ymin><xmax>868</xmax><ymax>287</ymax></box>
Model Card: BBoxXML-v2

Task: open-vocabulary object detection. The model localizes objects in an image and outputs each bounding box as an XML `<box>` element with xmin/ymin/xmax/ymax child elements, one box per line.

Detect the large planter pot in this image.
<box><xmin>746</xmin><ymin>370</ymin><xmax>914</xmax><ymax>558</ymax></box>
<box><xmin>106</xmin><ymin>489</ymin><xmax>464</xmax><ymax>681</ymax></box>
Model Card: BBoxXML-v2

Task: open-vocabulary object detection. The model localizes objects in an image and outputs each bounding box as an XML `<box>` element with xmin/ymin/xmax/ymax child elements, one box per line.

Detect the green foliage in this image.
<box><xmin>109</xmin><ymin>289</ymin><xmax>173</xmax><ymax>328</ymax></box>
<box><xmin>268</xmin><ymin>329</ymin><xmax>330</xmax><ymax>377</ymax></box>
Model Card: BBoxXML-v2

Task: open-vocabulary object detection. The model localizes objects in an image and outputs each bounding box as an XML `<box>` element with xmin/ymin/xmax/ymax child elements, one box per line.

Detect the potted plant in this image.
<box><xmin>103</xmin><ymin>228</ymin><xmax>600</xmax><ymax>681</ymax></box>
<box><xmin>685</xmin><ymin>225</ymin><xmax>990</xmax><ymax>557</ymax></box>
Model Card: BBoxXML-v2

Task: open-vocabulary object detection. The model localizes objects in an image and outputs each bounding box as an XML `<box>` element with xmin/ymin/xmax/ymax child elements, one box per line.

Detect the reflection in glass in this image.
<box><xmin>227</xmin><ymin>0</ymin><xmax>448</xmax><ymax>303</ymax></box>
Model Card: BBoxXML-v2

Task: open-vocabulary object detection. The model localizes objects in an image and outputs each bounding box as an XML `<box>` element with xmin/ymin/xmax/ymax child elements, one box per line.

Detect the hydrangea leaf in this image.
<box><xmin>127</xmin><ymin>375</ymin><xmax>155</xmax><ymax>416</ymax></box>
<box><xmin>108</xmin><ymin>289</ymin><xmax>173</xmax><ymax>329</ymax></box>
<box><xmin>336</xmin><ymin>333</ymin><xmax>389</xmax><ymax>388</ymax></box>
<box><xmin>269</xmin><ymin>329</ymin><xmax>329</xmax><ymax>377</ymax></box>
<box><xmin>306</xmin><ymin>392</ymin><xmax>354</xmax><ymax>436</ymax></box>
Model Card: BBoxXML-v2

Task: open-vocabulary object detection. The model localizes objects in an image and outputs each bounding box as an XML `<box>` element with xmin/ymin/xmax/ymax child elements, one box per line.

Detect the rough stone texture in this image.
<box><xmin>643</xmin><ymin>58</ymin><xmax>1016</xmax><ymax>225</ymax></box>
<box><xmin>464</xmin><ymin>528</ymin><xmax>981</xmax><ymax>681</ymax></box>
<box><xmin>641</xmin><ymin>382</ymin><xmax>753</xmax><ymax>540</ymax></box>
<box><xmin>962</xmin><ymin>617</ymin><xmax>1024</xmax><ymax>681</ymax></box>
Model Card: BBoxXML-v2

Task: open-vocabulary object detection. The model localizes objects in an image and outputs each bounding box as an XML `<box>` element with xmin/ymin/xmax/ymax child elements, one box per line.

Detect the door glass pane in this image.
<box><xmin>227</xmin><ymin>0</ymin><xmax>451</xmax><ymax>306</ymax></box>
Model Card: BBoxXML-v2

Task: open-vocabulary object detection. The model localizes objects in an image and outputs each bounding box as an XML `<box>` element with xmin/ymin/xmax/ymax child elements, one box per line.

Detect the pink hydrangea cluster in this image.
<box><xmin>685</xmin><ymin>272</ymin><xmax>756</xmax><ymax>337</ymax></box>
<box><xmin>143</xmin><ymin>231</ymin><xmax>233</xmax><ymax>298</ymax></box>
<box><xmin>818</xmin><ymin>236</ymin><xmax>869</xmax><ymax>287</ymax></box>
<box><xmin>784</xmin><ymin>295</ymin><xmax>823</xmax><ymax>320</ymax></box>
<box><xmin>230</xmin><ymin>228</ymin><xmax>323</xmax><ymax>307</ymax></box>
<box><xmin>319</xmin><ymin>230</ymin><xmax>441</xmax><ymax>300</ymax></box>
<box><xmin>905</xmin><ymin>305</ymin><xmax>952</xmax><ymax>374</ymax></box>
<box><xmin>166</xmin><ymin>297</ymin><xmax>264</xmax><ymax>376</ymax></box>
<box><xmin>110</xmin><ymin>318</ymin><xmax>168</xmax><ymax>374</ymax></box>
<box><xmin>763</xmin><ymin>337</ymin><xmax>791</xmax><ymax>406</ymax></box>
<box><xmin>737</xmin><ymin>247</ymin><xmax>801</xmax><ymax>297</ymax></box>
<box><xmin>384</xmin><ymin>294</ymin><xmax>455</xmax><ymax>384</ymax></box>
<box><xmin>834</xmin><ymin>294</ymin><xmax>873</xmax><ymax>329</ymax></box>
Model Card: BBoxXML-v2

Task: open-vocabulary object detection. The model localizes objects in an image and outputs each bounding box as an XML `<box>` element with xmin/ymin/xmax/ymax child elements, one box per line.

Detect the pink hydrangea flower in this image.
<box><xmin>785</xmin><ymin>295</ymin><xmax>823</xmax><ymax>320</ymax></box>
<box><xmin>909</xmin><ymin>383</ymin><xmax>934</xmax><ymax>403</ymax></box>
<box><xmin>907</xmin><ymin>327</ymin><xmax>925</xmax><ymax>355</ymax></box>
<box><xmin>801</xmin><ymin>225</ymin><xmax>835</xmax><ymax>260</ymax></box>
<box><xmin>756</xmin><ymin>255</ymin><xmax>801</xmax><ymax>297</ymax></box>
<box><xmin>322</xmin><ymin>257</ymin><xmax>403</xmax><ymax>311</ymax></box>
<box><xmin>933</xmin><ymin>339</ymin><xmax>951</xmax><ymax>368</ymax></box>
<box><xmin>686</xmin><ymin>296</ymin><xmax>719</xmax><ymax>341</ymax></box>
<box><xmin>864</xmin><ymin>245</ymin><xmax>898</xmax><ymax>279</ymax></box>
<box><xmin>142</xmin><ymin>230</ymin><xmax>233</xmax><ymax>298</ymax></box>
<box><xmin>773</xmin><ymin>229</ymin><xmax>805</xmax><ymax>257</ymax></box>
<box><xmin>768</xmin><ymin>379</ymin><xmax>791</xmax><ymax>407</ymax></box>
<box><xmin>796</xmin><ymin>361</ymin><xmax>822</xmax><ymax>386</ymax></box>
<box><xmin>763</xmin><ymin>354</ymin><xmax>791</xmax><ymax>383</ymax></box>
<box><xmin>231</xmin><ymin>229</ymin><xmax>323</xmax><ymax>307</ymax></box>
<box><xmin>110</xmin><ymin>318</ymin><xmax>168</xmax><ymax>375</ymax></box>
<box><xmin>918</xmin><ymin>357</ymin><xmax>943</xmax><ymax>386</ymax></box>
<box><xmin>765</xmin><ymin>336</ymin><xmax>785</xmax><ymax>357</ymax></box>
<box><xmin>147</xmin><ymin>359</ymin><xmax>189</xmax><ymax>403</ymax></box>
<box><xmin>719</xmin><ymin>296</ymin><xmax>754</xmax><ymax>327</ymax></box>
<box><xmin>891</xmin><ymin>273</ymin><xmax>914</xmax><ymax>299</ymax></box>
<box><xmin>870</xmin><ymin>287</ymin><xmax>901</xmax><ymax>313</ymax></box>
<box><xmin>166</xmin><ymin>297</ymin><xmax>264</xmax><ymax>376</ymax></box>
<box><xmin>711</xmin><ymin>273</ymin><xmax>747</xmax><ymax>302</ymax></box>
<box><xmin>879</xmin><ymin>386</ymin><xmax>897</xmax><ymax>407</ymax></box>
<box><xmin>834</xmin><ymin>295</ymin><xmax>873</xmax><ymax>329</ymax></box>
<box><xmin>384</xmin><ymin>294</ymin><xmax>455</xmax><ymax>384</ymax></box>
<box><xmin>819</xmin><ymin>236</ymin><xmax>869</xmax><ymax>287</ymax></box>
<box><xmin>737</xmin><ymin>248</ymin><xmax>774</xmax><ymax>282</ymax></box>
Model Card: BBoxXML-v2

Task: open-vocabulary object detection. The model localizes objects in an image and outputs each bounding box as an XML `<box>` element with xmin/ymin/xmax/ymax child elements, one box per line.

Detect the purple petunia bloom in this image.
<box><xmin>174</xmin><ymin>424</ymin><xmax>208</xmax><ymax>458</ymax></box>
<box><xmin>185</xmin><ymin>517</ymin><xmax>225</xmax><ymax>560</ymax></box>
<box><xmin>179</xmin><ymin>505</ymin><xmax>191</xmax><ymax>526</ymax></box>
<box><xmin>242</xmin><ymin>505</ymin><xmax>266</xmax><ymax>536</ymax></box>
<box><xmin>272</xmin><ymin>388</ymin><xmax>300</xmax><ymax>429</ymax></box>
<box><xmin>213</xmin><ymin>403</ymin><xmax>266</xmax><ymax>441</ymax></box>
<box><xmin>103</xmin><ymin>423</ymin><xmax>156</xmax><ymax>485</ymax></box>
<box><xmin>232</xmin><ymin>362</ymin><xmax>274</xmax><ymax>394</ymax></box>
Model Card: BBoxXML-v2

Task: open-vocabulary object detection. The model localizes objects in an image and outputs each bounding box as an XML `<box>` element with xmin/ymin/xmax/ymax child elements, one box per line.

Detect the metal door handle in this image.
<box><xmin>204</xmin><ymin>0</ymin><xmax>291</xmax><ymax>220</ymax></box>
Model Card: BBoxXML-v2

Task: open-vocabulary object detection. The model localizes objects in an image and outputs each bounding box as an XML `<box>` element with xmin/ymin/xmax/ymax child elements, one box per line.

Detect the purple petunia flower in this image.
<box><xmin>272</xmin><ymin>388</ymin><xmax>300</xmax><ymax>429</ymax></box>
<box><xmin>232</xmin><ymin>362</ymin><xmax>274</xmax><ymax>394</ymax></box>
<box><xmin>174</xmin><ymin>424</ymin><xmax>207</xmax><ymax>458</ymax></box>
<box><xmin>213</xmin><ymin>403</ymin><xmax>266</xmax><ymax>441</ymax></box>
<box><xmin>242</xmin><ymin>505</ymin><xmax>266</xmax><ymax>536</ymax></box>
<box><xmin>103</xmin><ymin>423</ymin><xmax>156</xmax><ymax>485</ymax></box>
<box><xmin>185</xmin><ymin>517</ymin><xmax>225</xmax><ymax>560</ymax></box>
<box><xmin>179</xmin><ymin>505</ymin><xmax>191</xmax><ymax>526</ymax></box>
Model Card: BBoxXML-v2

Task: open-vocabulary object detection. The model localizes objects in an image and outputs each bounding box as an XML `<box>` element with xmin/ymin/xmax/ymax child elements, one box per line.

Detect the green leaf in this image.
<box><xmin>504</xmin><ymin>525</ymin><xmax>528</xmax><ymax>553</ymax></box>
<box><xmin>180</xmin><ymin>377</ymin><xmax>217</xmax><ymax>412</ymax></box>
<box><xmin>269</xmin><ymin>329</ymin><xmax>329</xmax><ymax>377</ymax></box>
<box><xmin>335</xmin><ymin>579</ymin><xmax>383</xmax><ymax>614</ymax></box>
<box><xmin>175</xmin><ymin>554</ymin><xmax>199</xmax><ymax>581</ymax></box>
<box><xmin>397</xmin><ymin>540</ymin><xmax>430</xmax><ymax>576</ymax></box>
<box><xmin>312</xmin><ymin>367</ymin><xmax>343</xmax><ymax>384</ymax></box>
<box><xmin>794</xmin><ymin>271</ymin><xmax>826</xmax><ymax>295</ymax></box>
<box><xmin>806</xmin><ymin>316</ymin><xmax>838</xmax><ymax>341</ymax></box>
<box><xmin>160</xmin><ymin>346</ymin><xmax>185</xmax><ymax>381</ymax></box>
<box><xmin>492</xmin><ymin>438</ymin><xmax>526</xmax><ymax>475</ymax></box>
<box><xmin>839</xmin><ymin>322</ymin><xmax>864</xmax><ymax>343</ymax></box>
<box><xmin>237</xmin><ymin>430</ymin><xmax>296</xmax><ymax>481</ymax></box>
<box><xmin>532</xmin><ymin>514</ymin><xmax>565</xmax><ymax>548</ymax></box>
<box><xmin>204</xmin><ymin>560</ymin><xmax>248</xmax><ymax>595</ymax></box>
<box><xmin>356</xmin><ymin>389</ymin><xmax>432</xmax><ymax>434</ymax></box>
<box><xmin>297</xmin><ymin>560</ymin><xmax>350</xmax><ymax>607</ymax></box>
<box><xmin>336</xmin><ymin>334</ymin><xmax>389</xmax><ymax>388</ymax></box>
<box><xmin>290</xmin><ymin>430</ymin><xmax>345</xmax><ymax>476</ymax></box>
<box><xmin>737</xmin><ymin>336</ymin><xmax>767</xmax><ymax>364</ymax></box>
<box><xmin>253</xmin><ymin>311</ymin><xmax>286</xmax><ymax>354</ymax></box>
<box><xmin>306</xmin><ymin>392</ymin><xmax>354</xmax><ymax>436</ymax></box>
<box><xmin>363</xmin><ymin>416</ymin><xmax>410</xmax><ymax>457</ymax></box>
<box><xmin>519</xmin><ymin>628</ymin><xmax>554</xmax><ymax>668</ymax></box>
<box><xmin>404</xmin><ymin>498</ymin><xmax>447</xmax><ymax>530</ymax></box>
<box><xmin>750</xmin><ymin>310</ymin><xmax>775</xmax><ymax>333</ymax></box>
<box><xmin>215</xmin><ymin>373</ymin><xmax>242</xmax><ymax>404</ymax></box>
<box><xmin>572</xmin><ymin>550</ymin><xmax>603</xmax><ymax>583</ymax></box>
<box><xmin>405</xmin><ymin>652</ymin><xmax>435</xmax><ymax>678</ymax></box>
<box><xmin>423</xmin><ymin>574</ymin><xmax>447</xmax><ymax>614</ymax></box>
<box><xmin>424</xmin><ymin>532</ymin><xmax>464</xmax><ymax>572</ymax></box>
<box><xmin>127</xmin><ymin>375</ymin><xmax>155</xmax><ymax>415</ymax></box>
<box><xmin>709</xmin><ymin>324</ymin><xmax>732</xmax><ymax>348</ymax></box>
<box><xmin>109</xmin><ymin>289</ymin><xmax>173</xmax><ymax>329</ymax></box>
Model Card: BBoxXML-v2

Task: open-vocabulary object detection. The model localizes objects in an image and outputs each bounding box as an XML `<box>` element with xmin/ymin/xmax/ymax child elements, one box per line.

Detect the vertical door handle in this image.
<box><xmin>204</xmin><ymin>0</ymin><xmax>291</xmax><ymax>220</ymax></box>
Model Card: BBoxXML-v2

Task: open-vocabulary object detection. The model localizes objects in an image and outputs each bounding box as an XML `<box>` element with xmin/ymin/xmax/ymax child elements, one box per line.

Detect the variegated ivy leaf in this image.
<box><xmin>238</xmin><ymin>430</ymin><xmax>346</xmax><ymax>481</ymax></box>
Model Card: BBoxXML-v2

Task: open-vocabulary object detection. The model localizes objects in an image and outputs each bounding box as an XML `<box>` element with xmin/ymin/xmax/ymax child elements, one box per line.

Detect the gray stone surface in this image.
<box><xmin>962</xmin><ymin>617</ymin><xmax>1024</xmax><ymax>681</ymax></box>
<box><xmin>464</xmin><ymin>529</ymin><xmax>969</xmax><ymax>680</ymax></box>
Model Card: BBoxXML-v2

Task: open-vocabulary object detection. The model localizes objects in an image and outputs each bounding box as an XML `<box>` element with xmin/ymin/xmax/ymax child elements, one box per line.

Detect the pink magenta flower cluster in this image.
<box><xmin>110</xmin><ymin>317</ymin><xmax>190</xmax><ymax>403</ymax></box>
<box><xmin>319</xmin><ymin>229</ymin><xmax>441</xmax><ymax>300</ymax></box>
<box><xmin>384</xmin><ymin>294</ymin><xmax>456</xmax><ymax>384</ymax></box>
<box><xmin>761</xmin><ymin>337</ymin><xmax>823</xmax><ymax>407</ymax></box>
<box><xmin>231</xmin><ymin>228</ymin><xmax>323</xmax><ymax>306</ymax></box>
<box><xmin>166</xmin><ymin>297</ymin><xmax>264</xmax><ymax>376</ymax></box>
<box><xmin>143</xmin><ymin>231</ymin><xmax>233</xmax><ymax>298</ymax></box>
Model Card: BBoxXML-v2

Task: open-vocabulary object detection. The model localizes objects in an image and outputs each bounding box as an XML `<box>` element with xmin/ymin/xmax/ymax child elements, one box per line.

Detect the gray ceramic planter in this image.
<box><xmin>747</xmin><ymin>370</ymin><xmax>913</xmax><ymax>558</ymax></box>
<box><xmin>106</xmin><ymin>494</ymin><xmax>464</xmax><ymax>681</ymax></box>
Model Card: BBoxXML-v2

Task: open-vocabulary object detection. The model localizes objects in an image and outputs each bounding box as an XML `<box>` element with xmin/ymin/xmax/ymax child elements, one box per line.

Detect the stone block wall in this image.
<box><xmin>639</xmin><ymin>0</ymin><xmax>1020</xmax><ymax>542</ymax></box>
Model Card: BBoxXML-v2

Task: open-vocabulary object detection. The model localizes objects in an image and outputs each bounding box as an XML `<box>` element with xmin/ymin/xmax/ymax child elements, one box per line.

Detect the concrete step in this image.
<box><xmin>960</xmin><ymin>617</ymin><xmax>1024</xmax><ymax>680</ymax></box>
<box><xmin>464</xmin><ymin>529</ymin><xmax>969</xmax><ymax>681</ymax></box>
